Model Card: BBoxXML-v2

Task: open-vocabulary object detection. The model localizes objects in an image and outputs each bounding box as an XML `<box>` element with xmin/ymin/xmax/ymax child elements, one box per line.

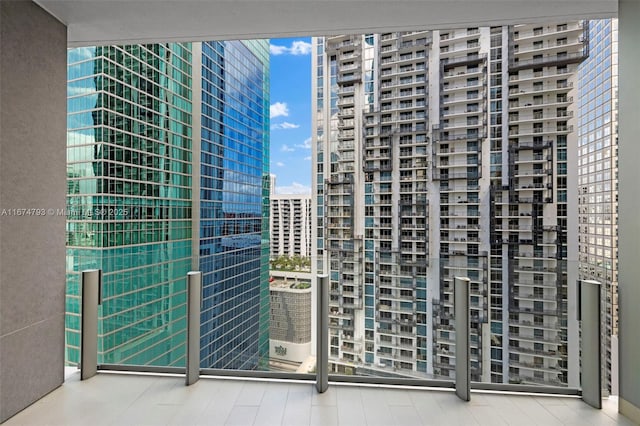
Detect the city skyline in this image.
<box><xmin>64</xmin><ymin>24</ymin><xmax>615</xmax><ymax>385</ymax></box>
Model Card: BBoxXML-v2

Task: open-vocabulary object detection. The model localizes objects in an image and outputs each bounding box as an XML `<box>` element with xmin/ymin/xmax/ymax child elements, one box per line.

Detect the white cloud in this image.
<box><xmin>270</xmin><ymin>40</ymin><xmax>312</xmax><ymax>56</ymax></box>
<box><xmin>67</xmin><ymin>86</ymin><xmax>97</xmax><ymax>97</ymax></box>
<box><xmin>71</xmin><ymin>47</ymin><xmax>96</xmax><ymax>62</ymax></box>
<box><xmin>281</xmin><ymin>144</ymin><xmax>295</xmax><ymax>152</ymax></box>
<box><xmin>289</xmin><ymin>41</ymin><xmax>313</xmax><ymax>55</ymax></box>
<box><xmin>269</xmin><ymin>44</ymin><xmax>288</xmax><ymax>55</ymax></box>
<box><xmin>270</xmin><ymin>102</ymin><xmax>289</xmax><ymax>118</ymax></box>
<box><xmin>304</xmin><ymin>156</ymin><xmax>312</xmax><ymax>161</ymax></box>
<box><xmin>275</xmin><ymin>182</ymin><xmax>311</xmax><ymax>195</ymax></box>
<box><xmin>295</xmin><ymin>137</ymin><xmax>312</xmax><ymax>149</ymax></box>
<box><xmin>276</xmin><ymin>162</ymin><xmax>285</xmax><ymax>167</ymax></box>
<box><xmin>272</xmin><ymin>122</ymin><xmax>300</xmax><ymax>130</ymax></box>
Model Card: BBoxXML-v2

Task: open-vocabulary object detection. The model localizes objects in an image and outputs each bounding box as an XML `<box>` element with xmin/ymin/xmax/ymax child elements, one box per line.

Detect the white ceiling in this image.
<box><xmin>36</xmin><ymin>0</ymin><xmax>617</xmax><ymax>47</ymax></box>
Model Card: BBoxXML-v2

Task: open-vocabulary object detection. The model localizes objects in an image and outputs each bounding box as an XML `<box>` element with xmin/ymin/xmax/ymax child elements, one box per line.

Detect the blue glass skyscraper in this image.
<box><xmin>198</xmin><ymin>40</ymin><xmax>270</xmax><ymax>369</ymax></box>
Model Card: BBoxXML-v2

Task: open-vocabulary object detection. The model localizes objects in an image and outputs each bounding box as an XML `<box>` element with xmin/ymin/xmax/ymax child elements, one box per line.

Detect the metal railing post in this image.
<box><xmin>316</xmin><ymin>274</ymin><xmax>329</xmax><ymax>393</ymax></box>
<box><xmin>186</xmin><ymin>271</ymin><xmax>202</xmax><ymax>386</ymax></box>
<box><xmin>455</xmin><ymin>276</ymin><xmax>471</xmax><ymax>401</ymax></box>
<box><xmin>81</xmin><ymin>269</ymin><xmax>101</xmax><ymax>380</ymax></box>
<box><xmin>578</xmin><ymin>279</ymin><xmax>602</xmax><ymax>408</ymax></box>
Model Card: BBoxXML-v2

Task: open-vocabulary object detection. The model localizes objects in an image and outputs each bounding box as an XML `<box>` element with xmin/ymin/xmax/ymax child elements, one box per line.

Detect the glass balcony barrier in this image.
<box><xmin>74</xmin><ymin>258</ymin><xmax>609</xmax><ymax>408</ymax></box>
<box><xmin>322</xmin><ymin>258</ymin><xmax>610</xmax><ymax>406</ymax></box>
<box><xmin>70</xmin><ymin>263</ymin><xmax>316</xmax><ymax>380</ymax></box>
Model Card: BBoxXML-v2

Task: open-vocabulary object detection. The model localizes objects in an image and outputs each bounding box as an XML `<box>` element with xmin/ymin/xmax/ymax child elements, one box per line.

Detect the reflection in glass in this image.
<box><xmin>66</xmin><ymin>44</ymin><xmax>194</xmax><ymax>367</ymax></box>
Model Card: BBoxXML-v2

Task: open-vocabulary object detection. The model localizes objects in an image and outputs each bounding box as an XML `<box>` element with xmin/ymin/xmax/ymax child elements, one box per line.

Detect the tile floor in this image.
<box><xmin>4</xmin><ymin>371</ymin><xmax>636</xmax><ymax>426</ymax></box>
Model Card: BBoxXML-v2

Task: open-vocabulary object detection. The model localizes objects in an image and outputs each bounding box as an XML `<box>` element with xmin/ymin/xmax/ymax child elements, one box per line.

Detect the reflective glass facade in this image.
<box><xmin>66</xmin><ymin>41</ymin><xmax>270</xmax><ymax>369</ymax></box>
<box><xmin>577</xmin><ymin>18</ymin><xmax>618</xmax><ymax>392</ymax></box>
<box><xmin>199</xmin><ymin>40</ymin><xmax>270</xmax><ymax>369</ymax></box>
<box><xmin>66</xmin><ymin>44</ymin><xmax>194</xmax><ymax>366</ymax></box>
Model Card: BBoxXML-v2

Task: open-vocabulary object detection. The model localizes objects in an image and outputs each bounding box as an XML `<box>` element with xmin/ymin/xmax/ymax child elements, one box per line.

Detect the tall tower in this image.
<box><xmin>270</xmin><ymin>194</ymin><xmax>313</xmax><ymax>259</ymax></box>
<box><xmin>312</xmin><ymin>23</ymin><xmax>586</xmax><ymax>385</ymax></box>
<box><xmin>431</xmin><ymin>27</ymin><xmax>491</xmax><ymax>383</ymax></box>
<box><xmin>66</xmin><ymin>40</ymin><xmax>270</xmax><ymax>369</ymax></box>
<box><xmin>494</xmin><ymin>22</ymin><xmax>586</xmax><ymax>387</ymax></box>
<box><xmin>66</xmin><ymin>44</ymin><xmax>195</xmax><ymax>366</ymax></box>
<box><xmin>197</xmin><ymin>40</ymin><xmax>271</xmax><ymax>369</ymax></box>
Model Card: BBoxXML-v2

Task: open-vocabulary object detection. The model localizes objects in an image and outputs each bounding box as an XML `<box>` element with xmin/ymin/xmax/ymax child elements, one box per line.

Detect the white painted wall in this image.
<box><xmin>270</xmin><ymin>340</ymin><xmax>312</xmax><ymax>364</ymax></box>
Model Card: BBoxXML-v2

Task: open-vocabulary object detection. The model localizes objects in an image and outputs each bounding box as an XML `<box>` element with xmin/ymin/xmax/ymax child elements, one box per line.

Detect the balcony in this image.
<box><xmin>509</xmin><ymin>51</ymin><xmax>589</xmax><ymax>71</ymax></box>
<box><xmin>508</xmin><ymin>82</ymin><xmax>574</xmax><ymax>95</ymax></box>
<box><xmin>512</xmin><ymin>39</ymin><xmax>584</xmax><ymax>56</ymax></box>
<box><xmin>327</xmin><ymin>38</ymin><xmax>362</xmax><ymax>50</ymax></box>
<box><xmin>441</xmin><ymin>53</ymin><xmax>487</xmax><ymax>70</ymax></box>
<box><xmin>512</xmin><ymin>22</ymin><xmax>587</xmax><ymax>41</ymax></box>
<box><xmin>508</xmin><ymin>125</ymin><xmax>573</xmax><ymax>137</ymax></box>
<box><xmin>337</xmin><ymin>73</ymin><xmax>361</xmax><ymax>84</ymax></box>
<box><xmin>5</xmin><ymin>1</ymin><xmax>640</xmax><ymax>424</ymax></box>
<box><xmin>508</xmin><ymin>111</ymin><xmax>574</xmax><ymax>123</ymax></box>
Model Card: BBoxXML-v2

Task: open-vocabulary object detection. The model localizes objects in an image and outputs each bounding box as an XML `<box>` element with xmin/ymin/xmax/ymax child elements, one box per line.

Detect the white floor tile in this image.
<box><xmin>310</xmin><ymin>405</ymin><xmax>338</xmax><ymax>426</ymax></box>
<box><xmin>388</xmin><ymin>405</ymin><xmax>424</xmax><ymax>426</ymax></box>
<box><xmin>225</xmin><ymin>405</ymin><xmax>258</xmax><ymax>426</ymax></box>
<box><xmin>3</xmin><ymin>373</ymin><xmax>637</xmax><ymax>426</ymax></box>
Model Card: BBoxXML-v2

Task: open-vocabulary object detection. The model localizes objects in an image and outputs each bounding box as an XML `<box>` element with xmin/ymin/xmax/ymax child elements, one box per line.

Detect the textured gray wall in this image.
<box><xmin>270</xmin><ymin>288</ymin><xmax>312</xmax><ymax>343</ymax></box>
<box><xmin>0</xmin><ymin>1</ymin><xmax>67</xmax><ymax>422</ymax></box>
<box><xmin>619</xmin><ymin>1</ymin><xmax>640</xmax><ymax>422</ymax></box>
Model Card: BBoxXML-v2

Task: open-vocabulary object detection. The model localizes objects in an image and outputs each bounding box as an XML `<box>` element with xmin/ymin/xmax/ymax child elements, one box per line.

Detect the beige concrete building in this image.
<box><xmin>269</xmin><ymin>271</ymin><xmax>312</xmax><ymax>364</ymax></box>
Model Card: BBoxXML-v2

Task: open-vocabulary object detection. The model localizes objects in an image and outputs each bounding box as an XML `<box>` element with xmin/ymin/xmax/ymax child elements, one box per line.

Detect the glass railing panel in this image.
<box><xmin>323</xmin><ymin>258</ymin><xmax>592</xmax><ymax>391</ymax></box>
<box><xmin>266</xmin><ymin>268</ymin><xmax>316</xmax><ymax>375</ymax></box>
<box><xmin>66</xmin><ymin>245</ymin><xmax>191</xmax><ymax>369</ymax></box>
<box><xmin>325</xmin><ymin>257</ymin><xmax>452</xmax><ymax>384</ymax></box>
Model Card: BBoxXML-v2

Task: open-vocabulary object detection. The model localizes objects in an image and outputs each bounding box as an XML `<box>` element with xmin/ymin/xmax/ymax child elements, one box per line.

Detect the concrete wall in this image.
<box><xmin>617</xmin><ymin>0</ymin><xmax>640</xmax><ymax>422</ymax></box>
<box><xmin>0</xmin><ymin>1</ymin><xmax>67</xmax><ymax>422</ymax></box>
<box><xmin>269</xmin><ymin>270</ymin><xmax>312</xmax><ymax>280</ymax></box>
<box><xmin>270</xmin><ymin>340</ymin><xmax>312</xmax><ymax>365</ymax></box>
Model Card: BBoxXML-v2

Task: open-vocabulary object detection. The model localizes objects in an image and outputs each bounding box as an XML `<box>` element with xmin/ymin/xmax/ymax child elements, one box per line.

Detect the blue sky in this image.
<box><xmin>269</xmin><ymin>37</ymin><xmax>312</xmax><ymax>195</ymax></box>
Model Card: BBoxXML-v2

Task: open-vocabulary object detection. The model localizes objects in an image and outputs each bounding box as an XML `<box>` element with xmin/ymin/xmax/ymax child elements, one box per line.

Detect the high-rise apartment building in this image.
<box><xmin>66</xmin><ymin>40</ymin><xmax>270</xmax><ymax>369</ymax></box>
<box><xmin>312</xmin><ymin>23</ymin><xmax>587</xmax><ymax>385</ymax></box>
<box><xmin>270</xmin><ymin>194</ymin><xmax>312</xmax><ymax>258</ymax></box>
<box><xmin>577</xmin><ymin>18</ymin><xmax>618</xmax><ymax>393</ymax></box>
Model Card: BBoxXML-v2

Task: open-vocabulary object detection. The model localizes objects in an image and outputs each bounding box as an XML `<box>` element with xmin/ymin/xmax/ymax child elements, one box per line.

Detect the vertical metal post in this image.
<box><xmin>455</xmin><ymin>276</ymin><xmax>471</xmax><ymax>401</ymax></box>
<box><xmin>316</xmin><ymin>274</ymin><xmax>329</xmax><ymax>393</ymax></box>
<box><xmin>579</xmin><ymin>279</ymin><xmax>602</xmax><ymax>408</ymax></box>
<box><xmin>81</xmin><ymin>269</ymin><xmax>101</xmax><ymax>380</ymax></box>
<box><xmin>186</xmin><ymin>271</ymin><xmax>202</xmax><ymax>386</ymax></box>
